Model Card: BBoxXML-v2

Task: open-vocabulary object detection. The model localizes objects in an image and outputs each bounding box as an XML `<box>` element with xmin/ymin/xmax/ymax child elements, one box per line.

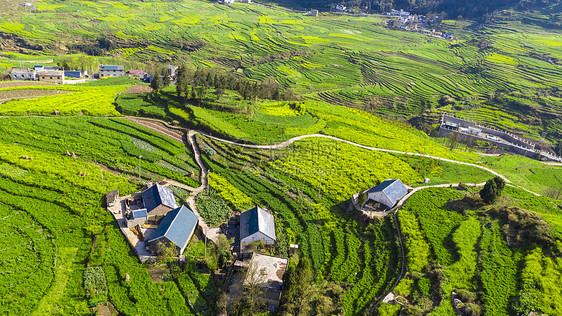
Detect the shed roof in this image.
<box><xmin>148</xmin><ymin>205</ymin><xmax>199</xmax><ymax>250</ymax></box>
<box><xmin>367</xmin><ymin>179</ymin><xmax>408</xmax><ymax>207</ymax></box>
<box><xmin>240</xmin><ymin>206</ymin><xmax>276</xmax><ymax>241</ymax></box>
<box><xmin>244</xmin><ymin>253</ymin><xmax>288</xmax><ymax>292</ymax></box>
<box><xmin>38</xmin><ymin>70</ymin><xmax>64</xmax><ymax>77</ymax></box>
<box><xmin>100</xmin><ymin>65</ymin><xmax>124</xmax><ymax>70</ymax></box>
<box><xmin>132</xmin><ymin>209</ymin><xmax>148</xmax><ymax>219</ymax></box>
<box><xmin>105</xmin><ymin>189</ymin><xmax>119</xmax><ymax>205</ymax></box>
<box><xmin>141</xmin><ymin>183</ymin><xmax>178</xmax><ymax>213</ymax></box>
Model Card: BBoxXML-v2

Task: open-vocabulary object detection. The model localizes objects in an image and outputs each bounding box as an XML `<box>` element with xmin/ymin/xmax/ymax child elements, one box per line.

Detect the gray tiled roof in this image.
<box><xmin>148</xmin><ymin>205</ymin><xmax>198</xmax><ymax>250</ymax></box>
<box><xmin>240</xmin><ymin>206</ymin><xmax>276</xmax><ymax>241</ymax></box>
<box><xmin>141</xmin><ymin>183</ymin><xmax>178</xmax><ymax>213</ymax></box>
<box><xmin>368</xmin><ymin>179</ymin><xmax>408</xmax><ymax>207</ymax></box>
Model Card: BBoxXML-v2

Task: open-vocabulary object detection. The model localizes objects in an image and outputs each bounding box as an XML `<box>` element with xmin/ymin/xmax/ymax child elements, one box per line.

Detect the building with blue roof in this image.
<box><xmin>147</xmin><ymin>205</ymin><xmax>199</xmax><ymax>255</ymax></box>
<box><xmin>99</xmin><ymin>64</ymin><xmax>125</xmax><ymax>77</ymax></box>
<box><xmin>240</xmin><ymin>206</ymin><xmax>276</xmax><ymax>245</ymax></box>
<box><xmin>64</xmin><ymin>71</ymin><xmax>82</xmax><ymax>78</ymax></box>
<box><xmin>362</xmin><ymin>179</ymin><xmax>408</xmax><ymax>210</ymax></box>
<box><xmin>125</xmin><ymin>209</ymin><xmax>148</xmax><ymax>228</ymax></box>
<box><xmin>141</xmin><ymin>183</ymin><xmax>178</xmax><ymax>216</ymax></box>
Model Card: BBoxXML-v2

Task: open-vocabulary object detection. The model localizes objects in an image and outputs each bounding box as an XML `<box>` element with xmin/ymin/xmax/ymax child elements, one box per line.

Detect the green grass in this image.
<box><xmin>1</xmin><ymin>0</ymin><xmax>560</xmax><ymax>147</ymax></box>
<box><xmin>0</xmin><ymin>116</ymin><xmax>200</xmax><ymax>187</ymax></box>
<box><xmin>482</xmin><ymin>154</ymin><xmax>562</xmax><ymax>196</ymax></box>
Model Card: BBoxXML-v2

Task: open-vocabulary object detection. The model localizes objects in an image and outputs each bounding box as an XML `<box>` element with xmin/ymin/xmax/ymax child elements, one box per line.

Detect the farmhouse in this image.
<box><xmin>141</xmin><ymin>183</ymin><xmax>178</xmax><ymax>216</ymax></box>
<box><xmin>357</xmin><ymin>179</ymin><xmax>408</xmax><ymax>211</ymax></box>
<box><xmin>244</xmin><ymin>253</ymin><xmax>288</xmax><ymax>310</ymax></box>
<box><xmin>9</xmin><ymin>68</ymin><xmax>35</xmax><ymax>80</ymax></box>
<box><xmin>127</xmin><ymin>69</ymin><xmax>146</xmax><ymax>78</ymax></box>
<box><xmin>146</xmin><ymin>205</ymin><xmax>199</xmax><ymax>255</ymax></box>
<box><xmin>166</xmin><ymin>65</ymin><xmax>178</xmax><ymax>79</ymax></box>
<box><xmin>99</xmin><ymin>65</ymin><xmax>125</xmax><ymax>77</ymax></box>
<box><xmin>240</xmin><ymin>206</ymin><xmax>276</xmax><ymax>245</ymax></box>
<box><xmin>125</xmin><ymin>209</ymin><xmax>148</xmax><ymax>228</ymax></box>
<box><xmin>37</xmin><ymin>70</ymin><xmax>64</xmax><ymax>84</ymax></box>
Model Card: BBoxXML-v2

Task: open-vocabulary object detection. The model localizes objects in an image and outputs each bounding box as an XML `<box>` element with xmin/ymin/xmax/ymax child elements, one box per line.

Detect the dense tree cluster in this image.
<box><xmin>480</xmin><ymin>176</ymin><xmax>506</xmax><ymax>204</ymax></box>
<box><xmin>176</xmin><ymin>65</ymin><xmax>293</xmax><ymax>103</ymax></box>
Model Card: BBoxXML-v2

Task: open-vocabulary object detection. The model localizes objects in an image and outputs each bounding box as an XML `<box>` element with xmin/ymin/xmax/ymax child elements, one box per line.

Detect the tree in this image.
<box><xmin>150</xmin><ymin>73</ymin><xmax>162</xmax><ymax>94</ymax></box>
<box><xmin>280</xmin><ymin>257</ymin><xmax>313</xmax><ymax>313</ymax></box>
<box><xmin>156</xmin><ymin>240</ymin><xmax>178</xmax><ymax>263</ymax></box>
<box><xmin>163</xmin><ymin>70</ymin><xmax>171</xmax><ymax>87</ymax></box>
<box><xmin>480</xmin><ymin>176</ymin><xmax>506</xmax><ymax>204</ymax></box>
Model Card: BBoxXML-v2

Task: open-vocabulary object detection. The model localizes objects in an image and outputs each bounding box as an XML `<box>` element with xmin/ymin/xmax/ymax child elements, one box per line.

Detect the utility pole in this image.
<box><xmin>138</xmin><ymin>156</ymin><xmax>142</xmax><ymax>182</ymax></box>
<box><xmin>317</xmin><ymin>170</ymin><xmax>324</xmax><ymax>197</ymax></box>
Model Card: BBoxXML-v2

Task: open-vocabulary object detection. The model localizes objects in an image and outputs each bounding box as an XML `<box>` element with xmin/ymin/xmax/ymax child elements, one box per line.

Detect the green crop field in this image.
<box><xmin>0</xmin><ymin>0</ymin><xmax>560</xmax><ymax>314</ymax></box>
<box><xmin>382</xmin><ymin>187</ymin><xmax>562</xmax><ymax>315</ymax></box>
<box><xmin>0</xmin><ymin>116</ymin><xmax>200</xmax><ymax>187</ymax></box>
<box><xmin>0</xmin><ymin>0</ymin><xmax>560</xmax><ymax>145</ymax></box>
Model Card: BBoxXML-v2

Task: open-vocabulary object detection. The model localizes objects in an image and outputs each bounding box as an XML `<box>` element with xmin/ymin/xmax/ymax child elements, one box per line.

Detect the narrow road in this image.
<box><xmin>199</xmin><ymin>132</ymin><xmax>512</xmax><ymax>183</ymax></box>
<box><xmin>127</xmin><ymin>117</ymin><xmax>219</xmax><ymax>242</ymax></box>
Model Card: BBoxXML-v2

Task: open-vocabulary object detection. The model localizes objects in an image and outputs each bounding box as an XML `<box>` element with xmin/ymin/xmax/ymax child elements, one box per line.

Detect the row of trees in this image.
<box><xmin>148</xmin><ymin>64</ymin><xmax>296</xmax><ymax>102</ymax></box>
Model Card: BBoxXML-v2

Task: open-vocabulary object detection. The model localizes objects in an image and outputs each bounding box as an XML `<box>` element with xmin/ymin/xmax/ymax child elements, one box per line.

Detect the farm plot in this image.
<box><xmin>0</xmin><ymin>117</ymin><xmax>200</xmax><ymax>187</ymax></box>
<box><xmin>0</xmin><ymin>88</ymin><xmax>73</xmax><ymax>103</ymax></box>
<box><xmin>0</xmin><ymin>120</ymin><xmax>197</xmax><ymax>315</ymax></box>
<box><xmin>386</xmin><ymin>186</ymin><xmax>562</xmax><ymax>315</ymax></box>
<box><xmin>0</xmin><ymin>85</ymin><xmax>129</xmax><ymax>116</ymax></box>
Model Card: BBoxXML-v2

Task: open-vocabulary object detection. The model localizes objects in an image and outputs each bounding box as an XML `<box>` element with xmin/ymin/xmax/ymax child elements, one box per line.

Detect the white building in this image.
<box><xmin>240</xmin><ymin>206</ymin><xmax>276</xmax><ymax>245</ymax></box>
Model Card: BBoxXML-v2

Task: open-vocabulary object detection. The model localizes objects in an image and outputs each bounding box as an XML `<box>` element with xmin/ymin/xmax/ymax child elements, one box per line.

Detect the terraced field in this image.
<box><xmin>1</xmin><ymin>0</ymin><xmax>560</xmax><ymax>144</ymax></box>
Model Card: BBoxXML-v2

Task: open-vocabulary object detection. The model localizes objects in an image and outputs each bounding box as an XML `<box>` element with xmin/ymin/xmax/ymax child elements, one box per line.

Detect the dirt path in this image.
<box><xmin>127</xmin><ymin>117</ymin><xmax>219</xmax><ymax>241</ymax></box>
<box><xmin>199</xmin><ymin>132</ymin><xmax>512</xmax><ymax>183</ymax></box>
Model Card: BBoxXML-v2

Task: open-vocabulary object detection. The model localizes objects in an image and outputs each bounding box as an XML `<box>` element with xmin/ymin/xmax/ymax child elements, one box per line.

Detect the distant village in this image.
<box><xmin>385</xmin><ymin>9</ymin><xmax>456</xmax><ymax>40</ymax></box>
<box><xmin>6</xmin><ymin>64</ymin><xmax>176</xmax><ymax>84</ymax></box>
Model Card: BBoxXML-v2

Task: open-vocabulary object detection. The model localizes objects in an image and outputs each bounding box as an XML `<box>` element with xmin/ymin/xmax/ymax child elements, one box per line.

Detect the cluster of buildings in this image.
<box><xmin>8</xmin><ymin>65</ymin><xmax>77</xmax><ymax>84</ymax></box>
<box><xmin>106</xmin><ymin>183</ymin><xmax>288</xmax><ymax>311</ymax></box>
<box><xmin>439</xmin><ymin>113</ymin><xmax>562</xmax><ymax>162</ymax></box>
<box><xmin>6</xmin><ymin>64</ymin><xmax>178</xmax><ymax>84</ymax></box>
<box><xmin>107</xmin><ymin>183</ymin><xmax>199</xmax><ymax>256</ymax></box>
<box><xmin>385</xmin><ymin>10</ymin><xmax>455</xmax><ymax>40</ymax></box>
<box><xmin>221</xmin><ymin>0</ymin><xmax>252</xmax><ymax>4</ymax></box>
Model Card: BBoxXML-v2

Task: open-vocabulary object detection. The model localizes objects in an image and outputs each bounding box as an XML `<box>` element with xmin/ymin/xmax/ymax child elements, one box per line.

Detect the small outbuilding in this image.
<box><xmin>146</xmin><ymin>205</ymin><xmax>199</xmax><ymax>255</ymax></box>
<box><xmin>240</xmin><ymin>206</ymin><xmax>276</xmax><ymax>245</ymax></box>
<box><xmin>37</xmin><ymin>70</ymin><xmax>64</xmax><ymax>84</ymax></box>
<box><xmin>359</xmin><ymin>179</ymin><xmax>408</xmax><ymax>210</ymax></box>
<box><xmin>105</xmin><ymin>189</ymin><xmax>119</xmax><ymax>208</ymax></box>
<box><xmin>126</xmin><ymin>209</ymin><xmax>148</xmax><ymax>228</ymax></box>
<box><xmin>141</xmin><ymin>183</ymin><xmax>178</xmax><ymax>216</ymax></box>
<box><xmin>9</xmin><ymin>68</ymin><xmax>35</xmax><ymax>80</ymax></box>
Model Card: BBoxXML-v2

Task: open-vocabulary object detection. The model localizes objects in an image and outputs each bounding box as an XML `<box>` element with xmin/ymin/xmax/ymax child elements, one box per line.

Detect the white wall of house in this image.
<box><xmin>241</xmin><ymin>232</ymin><xmax>275</xmax><ymax>245</ymax></box>
<box><xmin>367</xmin><ymin>191</ymin><xmax>394</xmax><ymax>209</ymax></box>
